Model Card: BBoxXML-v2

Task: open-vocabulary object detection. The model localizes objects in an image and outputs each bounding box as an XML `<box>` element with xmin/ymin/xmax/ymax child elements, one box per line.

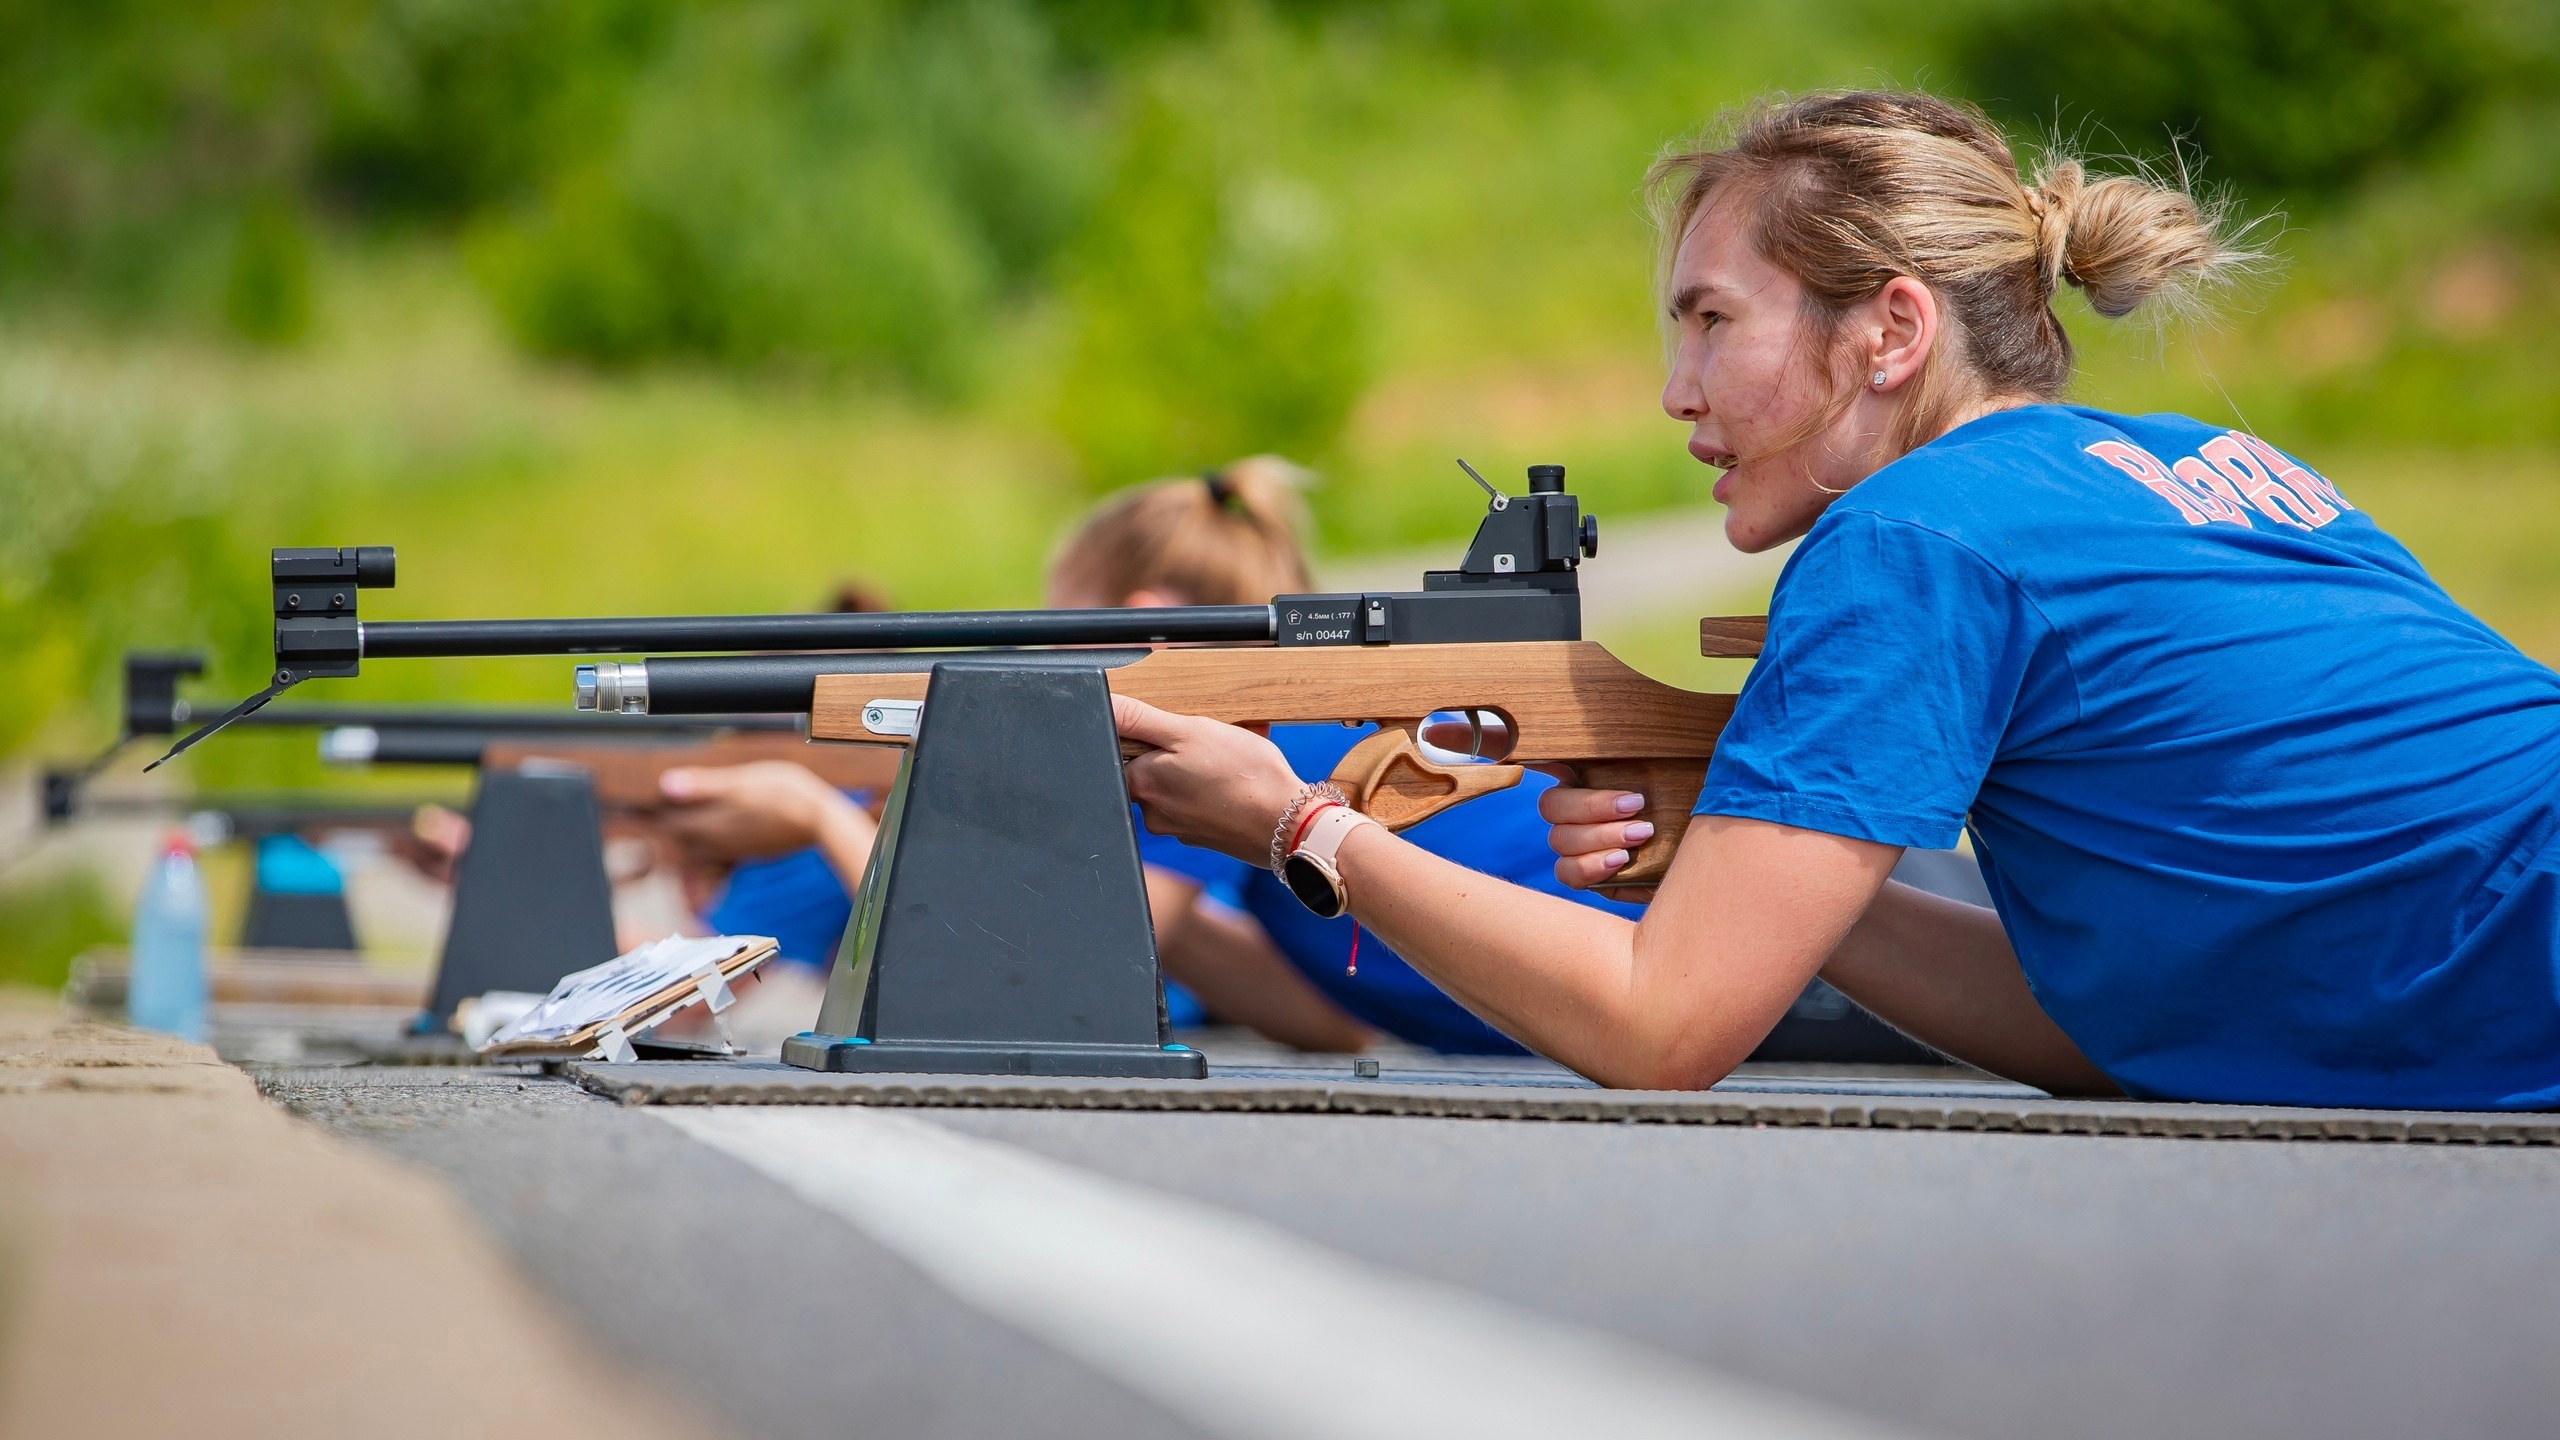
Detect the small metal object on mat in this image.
<box><xmin>1353</xmin><ymin>1059</ymin><xmax>1381</xmax><ymax>1079</ymax></box>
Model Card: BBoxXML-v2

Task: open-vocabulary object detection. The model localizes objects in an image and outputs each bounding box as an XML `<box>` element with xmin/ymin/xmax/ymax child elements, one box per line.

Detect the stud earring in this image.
<box><xmin>1872</xmin><ymin>370</ymin><xmax>1888</xmax><ymax>388</ymax></box>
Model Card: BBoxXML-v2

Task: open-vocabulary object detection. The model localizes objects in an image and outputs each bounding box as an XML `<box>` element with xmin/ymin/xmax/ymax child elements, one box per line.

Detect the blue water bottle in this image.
<box><xmin>129</xmin><ymin>833</ymin><xmax>209</xmax><ymax>1043</ymax></box>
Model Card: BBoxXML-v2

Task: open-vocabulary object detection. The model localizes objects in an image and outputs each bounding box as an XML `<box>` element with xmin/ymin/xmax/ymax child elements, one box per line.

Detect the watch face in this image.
<box><xmin>1281</xmin><ymin>852</ymin><xmax>1347</xmax><ymax>918</ymax></box>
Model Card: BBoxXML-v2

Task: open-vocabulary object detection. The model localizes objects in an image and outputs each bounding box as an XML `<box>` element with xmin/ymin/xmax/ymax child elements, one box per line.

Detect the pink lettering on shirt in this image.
<box><xmin>2234</xmin><ymin>432</ymin><xmax>2354</xmax><ymax>515</ymax></box>
<box><xmin>2202</xmin><ymin>433</ymin><xmax>2338</xmax><ymax>528</ymax></box>
<box><xmin>2169</xmin><ymin>456</ymin><xmax>2258</xmax><ymax>527</ymax></box>
<box><xmin>2085</xmin><ymin>440</ymin><xmax>2213</xmax><ymax>525</ymax></box>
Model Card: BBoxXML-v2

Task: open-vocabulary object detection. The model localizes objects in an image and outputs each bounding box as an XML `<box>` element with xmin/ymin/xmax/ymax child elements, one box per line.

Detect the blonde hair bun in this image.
<box><xmin>2033</xmin><ymin>156</ymin><xmax>2241</xmax><ymax>320</ymax></box>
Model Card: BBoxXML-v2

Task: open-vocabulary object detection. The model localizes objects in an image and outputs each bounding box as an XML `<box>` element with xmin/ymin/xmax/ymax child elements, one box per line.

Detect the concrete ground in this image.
<box><xmin>256</xmin><ymin>1058</ymin><xmax>2560</xmax><ymax>1440</ymax></box>
<box><xmin>0</xmin><ymin>994</ymin><xmax>717</xmax><ymax>1440</ymax></box>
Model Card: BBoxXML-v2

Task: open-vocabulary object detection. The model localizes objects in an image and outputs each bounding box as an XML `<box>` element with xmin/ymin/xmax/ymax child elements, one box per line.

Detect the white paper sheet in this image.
<box><xmin>485</xmin><ymin>934</ymin><xmax>774</xmax><ymax>1048</ymax></box>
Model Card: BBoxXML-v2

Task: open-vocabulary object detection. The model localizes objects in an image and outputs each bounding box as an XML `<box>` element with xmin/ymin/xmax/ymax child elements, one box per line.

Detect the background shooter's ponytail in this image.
<box><xmin>1054</xmin><ymin>455</ymin><xmax>1317</xmax><ymax>607</ymax></box>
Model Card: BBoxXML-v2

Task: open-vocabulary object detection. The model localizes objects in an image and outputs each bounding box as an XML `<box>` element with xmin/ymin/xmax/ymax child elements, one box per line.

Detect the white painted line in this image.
<box><xmin>662</xmin><ymin>1106</ymin><xmax>1913</xmax><ymax>1440</ymax></box>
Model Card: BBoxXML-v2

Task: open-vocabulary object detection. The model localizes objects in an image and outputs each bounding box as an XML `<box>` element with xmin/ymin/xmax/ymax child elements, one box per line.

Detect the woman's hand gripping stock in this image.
<box><xmin>1113</xmin><ymin>696</ymin><xmax>1299</xmax><ymax>866</ymax></box>
<box><xmin>1536</xmin><ymin>780</ymin><xmax>1664</xmax><ymax>902</ymax></box>
<box><xmin>1114</xmin><ymin>701</ymin><xmax>1665</xmax><ymax>903</ymax></box>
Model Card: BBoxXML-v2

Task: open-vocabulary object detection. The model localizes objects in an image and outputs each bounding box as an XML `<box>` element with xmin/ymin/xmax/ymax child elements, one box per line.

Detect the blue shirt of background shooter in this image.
<box><xmin>705</xmin><ymin>846</ymin><xmax>854</xmax><ymax>975</ymax></box>
<box><xmin>1137</xmin><ymin>724</ymin><xmax>1646</xmax><ymax>1054</ymax></box>
<box><xmin>1697</xmin><ymin>404</ymin><xmax>2560</xmax><ymax>1110</ymax></box>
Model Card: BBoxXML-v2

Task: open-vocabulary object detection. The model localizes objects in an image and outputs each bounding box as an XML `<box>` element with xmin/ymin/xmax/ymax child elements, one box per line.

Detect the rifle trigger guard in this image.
<box><xmin>1326</xmin><ymin>725</ymin><xmax>1522</xmax><ymax>832</ymax></box>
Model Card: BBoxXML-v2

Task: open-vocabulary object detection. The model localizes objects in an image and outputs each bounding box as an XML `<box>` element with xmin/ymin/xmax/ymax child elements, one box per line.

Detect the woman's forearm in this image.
<box><xmin>1333</xmin><ymin>825</ymin><xmax>1650</xmax><ymax>1078</ymax></box>
<box><xmin>1337</xmin><ymin>815</ymin><xmax>1887</xmax><ymax>1089</ymax></box>
<box><xmin>1821</xmin><ymin>881</ymin><xmax>2120</xmax><ymax>1095</ymax></box>
<box><xmin>813</xmin><ymin>802</ymin><xmax>879</xmax><ymax>896</ymax></box>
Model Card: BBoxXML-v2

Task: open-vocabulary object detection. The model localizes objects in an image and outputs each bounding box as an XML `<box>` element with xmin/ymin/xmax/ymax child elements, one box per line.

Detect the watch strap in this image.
<box><xmin>1292</xmin><ymin>803</ymin><xmax>1378</xmax><ymax>868</ymax></box>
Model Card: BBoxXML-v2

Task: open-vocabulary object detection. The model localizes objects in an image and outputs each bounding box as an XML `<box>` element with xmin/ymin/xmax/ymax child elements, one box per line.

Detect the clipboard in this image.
<box><xmin>480</xmin><ymin>933</ymin><xmax>781</xmax><ymax>1062</ymax></box>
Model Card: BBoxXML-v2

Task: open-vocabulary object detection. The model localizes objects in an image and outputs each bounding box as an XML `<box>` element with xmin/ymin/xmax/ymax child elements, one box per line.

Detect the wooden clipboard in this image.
<box><xmin>479</xmin><ymin>936</ymin><xmax>781</xmax><ymax>1061</ymax></box>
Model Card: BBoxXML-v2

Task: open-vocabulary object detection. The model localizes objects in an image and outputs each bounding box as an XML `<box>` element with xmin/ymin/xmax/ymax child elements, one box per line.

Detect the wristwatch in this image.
<box><xmin>1281</xmin><ymin>803</ymin><xmax>1379</xmax><ymax>919</ymax></box>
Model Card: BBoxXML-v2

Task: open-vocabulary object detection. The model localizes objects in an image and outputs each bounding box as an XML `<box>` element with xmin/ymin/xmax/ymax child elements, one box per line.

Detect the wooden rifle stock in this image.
<box><xmin>480</xmin><ymin>734</ymin><xmax>905</xmax><ymax>811</ymax></box>
<box><xmin>807</xmin><ymin>618</ymin><xmax>1767</xmax><ymax>887</ymax></box>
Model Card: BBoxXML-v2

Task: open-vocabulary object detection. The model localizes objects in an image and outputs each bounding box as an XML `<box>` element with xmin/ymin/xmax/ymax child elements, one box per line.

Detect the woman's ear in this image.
<box><xmin>1868</xmin><ymin>275</ymin><xmax>1939</xmax><ymax>392</ymax></box>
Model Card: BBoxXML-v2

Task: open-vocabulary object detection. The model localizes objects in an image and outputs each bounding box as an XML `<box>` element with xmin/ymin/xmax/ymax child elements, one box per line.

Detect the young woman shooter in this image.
<box><xmin>1111</xmin><ymin>91</ymin><xmax>2560</xmax><ymax>1111</ymax></box>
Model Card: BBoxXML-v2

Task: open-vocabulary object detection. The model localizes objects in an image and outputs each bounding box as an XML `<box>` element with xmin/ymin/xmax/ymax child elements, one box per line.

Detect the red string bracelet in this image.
<box><xmin>1346</xmin><ymin>921</ymin><xmax>1360</xmax><ymax>977</ymax></box>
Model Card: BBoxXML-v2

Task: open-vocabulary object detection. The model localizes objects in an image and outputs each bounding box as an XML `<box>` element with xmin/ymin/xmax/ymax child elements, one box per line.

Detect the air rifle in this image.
<box><xmin>176</xmin><ymin>461</ymin><xmax>1767</xmax><ymax>1076</ymax></box>
<box><xmin>166</xmin><ymin>463</ymin><xmax>1765</xmax><ymax>884</ymax></box>
<box><xmin>578</xmin><ymin>466</ymin><xmax>1766</xmax><ymax>884</ymax></box>
<box><xmin>50</xmin><ymin>651</ymin><xmax>836</xmax><ymax>821</ymax></box>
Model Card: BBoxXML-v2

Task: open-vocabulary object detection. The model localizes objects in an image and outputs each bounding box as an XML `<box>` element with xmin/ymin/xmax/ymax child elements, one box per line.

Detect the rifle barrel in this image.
<box><xmin>610</xmin><ymin>649</ymin><xmax>1155</xmax><ymax>716</ymax></box>
<box><xmin>360</xmin><ymin>605</ymin><xmax>1275</xmax><ymax>658</ymax></box>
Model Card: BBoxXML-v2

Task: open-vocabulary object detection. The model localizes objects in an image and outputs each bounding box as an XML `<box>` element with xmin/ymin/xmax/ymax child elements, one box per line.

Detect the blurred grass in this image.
<box><xmin>0</xmin><ymin>870</ymin><xmax>120</xmax><ymax>992</ymax></box>
<box><xmin>2322</xmin><ymin>449</ymin><xmax>2560</xmax><ymax>660</ymax></box>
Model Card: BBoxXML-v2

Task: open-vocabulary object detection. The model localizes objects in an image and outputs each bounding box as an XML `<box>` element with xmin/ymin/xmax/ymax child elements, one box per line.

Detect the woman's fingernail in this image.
<box><xmin>1613</xmin><ymin>793</ymin><xmax>1645</xmax><ymax>815</ymax></box>
<box><xmin>1623</xmin><ymin>821</ymin><xmax>1655</xmax><ymax>845</ymax></box>
<box><xmin>1602</xmin><ymin>849</ymin><xmax>1630</xmax><ymax>870</ymax></box>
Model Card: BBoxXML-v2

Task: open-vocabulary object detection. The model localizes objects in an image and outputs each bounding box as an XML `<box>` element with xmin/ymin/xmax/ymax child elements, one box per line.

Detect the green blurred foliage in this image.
<box><xmin>1954</xmin><ymin>0</ymin><xmax>2519</xmax><ymax>203</ymax></box>
<box><xmin>0</xmin><ymin>869</ymin><xmax>122</xmax><ymax>992</ymax></box>
<box><xmin>0</xmin><ymin>0</ymin><xmax>329</xmax><ymax>321</ymax></box>
<box><xmin>0</xmin><ymin>357</ymin><xmax>273</xmax><ymax>758</ymax></box>
<box><xmin>312</xmin><ymin>0</ymin><xmax>669</xmax><ymax>219</ymax></box>
<box><xmin>473</xmin><ymin>0</ymin><xmax>1095</xmax><ymax>390</ymax></box>
<box><xmin>1054</xmin><ymin>81</ymin><xmax>1371</xmax><ymax>485</ymax></box>
<box><xmin>223</xmin><ymin>197</ymin><xmax>313</xmax><ymax>342</ymax></box>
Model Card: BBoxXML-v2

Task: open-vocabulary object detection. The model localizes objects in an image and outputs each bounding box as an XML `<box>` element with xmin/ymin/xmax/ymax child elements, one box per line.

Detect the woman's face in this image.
<box><xmin>1661</xmin><ymin>193</ymin><xmax>1875</xmax><ymax>553</ymax></box>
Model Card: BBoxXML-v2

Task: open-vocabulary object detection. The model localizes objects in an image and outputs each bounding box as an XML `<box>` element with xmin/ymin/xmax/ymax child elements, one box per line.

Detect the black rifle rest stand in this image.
<box><xmin>241</xmin><ymin>877</ymin><xmax>361</xmax><ymax>951</ymax></box>
<box><xmin>784</xmin><ymin>658</ymin><xmax>1205</xmax><ymax>1079</ymax></box>
<box><xmin>417</xmin><ymin>762</ymin><xmax>619</xmax><ymax>1031</ymax></box>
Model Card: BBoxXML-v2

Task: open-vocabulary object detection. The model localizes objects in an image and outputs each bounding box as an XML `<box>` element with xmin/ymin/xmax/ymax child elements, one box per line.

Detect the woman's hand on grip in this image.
<box><xmin>1115</xmin><ymin>696</ymin><xmax>1302</xmax><ymax>865</ymax></box>
<box><xmin>1540</xmin><ymin>783</ymin><xmax>1659</xmax><ymax>901</ymax></box>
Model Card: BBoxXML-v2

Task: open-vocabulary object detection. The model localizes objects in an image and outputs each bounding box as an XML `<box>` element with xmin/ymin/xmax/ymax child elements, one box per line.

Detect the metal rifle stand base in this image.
<box><xmin>416</xmin><ymin>763</ymin><xmax>620</xmax><ymax>1032</ymax></box>
<box><xmin>784</xmin><ymin>659</ymin><xmax>1205</xmax><ymax>1079</ymax></box>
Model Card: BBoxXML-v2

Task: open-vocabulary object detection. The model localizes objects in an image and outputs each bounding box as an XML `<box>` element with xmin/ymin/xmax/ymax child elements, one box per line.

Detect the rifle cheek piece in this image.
<box><xmin>575</xmin><ymin>662</ymin><xmax>650</xmax><ymax>715</ymax></box>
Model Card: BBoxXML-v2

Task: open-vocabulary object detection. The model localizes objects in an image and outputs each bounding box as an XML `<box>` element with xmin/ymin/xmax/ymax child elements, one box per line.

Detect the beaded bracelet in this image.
<box><xmin>1268</xmin><ymin>780</ymin><xmax>1347</xmax><ymax>876</ymax></box>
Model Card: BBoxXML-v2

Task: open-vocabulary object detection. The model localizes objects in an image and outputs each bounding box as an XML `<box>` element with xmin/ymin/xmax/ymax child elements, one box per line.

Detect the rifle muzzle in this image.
<box><xmin>576</xmin><ymin>662</ymin><xmax>649</xmax><ymax>715</ymax></box>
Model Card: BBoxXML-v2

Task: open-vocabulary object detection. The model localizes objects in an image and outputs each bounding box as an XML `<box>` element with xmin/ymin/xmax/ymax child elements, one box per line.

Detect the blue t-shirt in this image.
<box><xmin>1141</xmin><ymin>724</ymin><xmax>1646</xmax><ymax>1054</ymax></box>
<box><xmin>705</xmin><ymin>848</ymin><xmax>854</xmax><ymax>973</ymax></box>
<box><xmin>1699</xmin><ymin>404</ymin><xmax>2560</xmax><ymax>1109</ymax></box>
